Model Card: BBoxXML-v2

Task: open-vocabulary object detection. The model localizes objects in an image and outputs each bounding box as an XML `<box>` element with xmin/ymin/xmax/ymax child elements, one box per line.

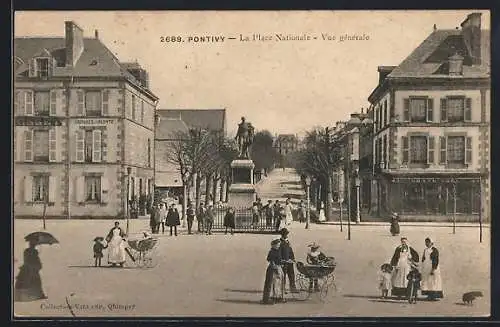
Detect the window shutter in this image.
<box><xmin>464</xmin><ymin>98</ymin><xmax>472</xmax><ymax>121</ymax></box>
<box><xmin>24</xmin><ymin>130</ymin><xmax>33</xmax><ymax>162</ymax></box>
<box><xmin>426</xmin><ymin>98</ymin><xmax>434</xmax><ymax>122</ymax></box>
<box><xmin>101</xmin><ymin>90</ymin><xmax>109</xmax><ymax>116</ymax></box>
<box><xmin>77</xmin><ymin>90</ymin><xmax>85</xmax><ymax>116</ymax></box>
<box><xmin>439</xmin><ymin>136</ymin><xmax>447</xmax><ymax>164</ymax></box>
<box><xmin>76</xmin><ymin>130</ymin><xmax>85</xmax><ymax>162</ymax></box>
<box><xmin>440</xmin><ymin>98</ymin><xmax>448</xmax><ymax>122</ymax></box>
<box><xmin>25</xmin><ymin>91</ymin><xmax>34</xmax><ymax>116</ymax></box>
<box><xmin>403</xmin><ymin>99</ymin><xmax>410</xmax><ymax>122</ymax></box>
<box><xmin>101</xmin><ymin>177</ymin><xmax>109</xmax><ymax>203</ymax></box>
<box><xmin>92</xmin><ymin>129</ymin><xmax>102</xmax><ymax>162</ymax></box>
<box><xmin>24</xmin><ymin>176</ymin><xmax>33</xmax><ymax>202</ymax></box>
<box><xmin>28</xmin><ymin>59</ymin><xmax>36</xmax><ymax>77</ymax></box>
<box><xmin>427</xmin><ymin>136</ymin><xmax>435</xmax><ymax>164</ymax></box>
<box><xmin>75</xmin><ymin>176</ymin><xmax>85</xmax><ymax>203</ymax></box>
<box><xmin>465</xmin><ymin>137</ymin><xmax>472</xmax><ymax>164</ymax></box>
<box><xmin>48</xmin><ymin>176</ymin><xmax>56</xmax><ymax>203</ymax></box>
<box><xmin>50</xmin><ymin>90</ymin><xmax>57</xmax><ymax>116</ymax></box>
<box><xmin>49</xmin><ymin>128</ymin><xmax>57</xmax><ymax>162</ymax></box>
<box><xmin>402</xmin><ymin>136</ymin><xmax>409</xmax><ymax>164</ymax></box>
<box><xmin>101</xmin><ymin>130</ymin><xmax>107</xmax><ymax>162</ymax></box>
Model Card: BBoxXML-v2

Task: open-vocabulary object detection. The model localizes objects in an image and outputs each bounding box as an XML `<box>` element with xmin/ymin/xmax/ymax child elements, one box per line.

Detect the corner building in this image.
<box><xmin>367</xmin><ymin>13</ymin><xmax>490</xmax><ymax>221</ymax></box>
<box><xmin>14</xmin><ymin>21</ymin><xmax>159</xmax><ymax>219</ymax></box>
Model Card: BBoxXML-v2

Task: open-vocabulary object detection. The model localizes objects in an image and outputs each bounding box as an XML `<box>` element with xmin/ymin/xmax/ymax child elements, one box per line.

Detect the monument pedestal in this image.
<box><xmin>228</xmin><ymin>159</ymin><xmax>256</xmax><ymax>208</ymax></box>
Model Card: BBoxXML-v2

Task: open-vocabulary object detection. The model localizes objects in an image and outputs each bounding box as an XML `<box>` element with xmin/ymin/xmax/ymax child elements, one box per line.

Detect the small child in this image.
<box><xmin>378</xmin><ymin>263</ymin><xmax>393</xmax><ymax>298</ymax></box>
<box><xmin>406</xmin><ymin>263</ymin><xmax>422</xmax><ymax>304</ymax></box>
<box><xmin>93</xmin><ymin>237</ymin><xmax>108</xmax><ymax>267</ymax></box>
<box><xmin>306</xmin><ymin>243</ymin><xmax>328</xmax><ymax>292</ymax></box>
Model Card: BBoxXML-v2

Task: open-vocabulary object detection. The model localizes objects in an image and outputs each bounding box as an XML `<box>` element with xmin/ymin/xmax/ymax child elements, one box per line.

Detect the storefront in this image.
<box><xmin>381</xmin><ymin>174</ymin><xmax>482</xmax><ymax>216</ymax></box>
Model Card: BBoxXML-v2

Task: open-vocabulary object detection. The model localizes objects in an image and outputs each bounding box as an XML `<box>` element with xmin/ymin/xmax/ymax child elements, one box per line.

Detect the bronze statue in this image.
<box><xmin>235</xmin><ymin>117</ymin><xmax>254</xmax><ymax>159</ymax></box>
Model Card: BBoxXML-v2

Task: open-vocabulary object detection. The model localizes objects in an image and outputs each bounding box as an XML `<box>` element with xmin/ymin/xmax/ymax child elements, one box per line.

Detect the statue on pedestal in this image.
<box><xmin>235</xmin><ymin>117</ymin><xmax>254</xmax><ymax>159</ymax></box>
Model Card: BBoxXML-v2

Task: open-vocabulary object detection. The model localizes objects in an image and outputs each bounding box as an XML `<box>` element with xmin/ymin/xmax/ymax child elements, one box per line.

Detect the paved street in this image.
<box><xmin>255</xmin><ymin>168</ymin><xmax>305</xmax><ymax>205</ymax></box>
<box><xmin>14</xmin><ymin>219</ymin><xmax>489</xmax><ymax>317</ymax></box>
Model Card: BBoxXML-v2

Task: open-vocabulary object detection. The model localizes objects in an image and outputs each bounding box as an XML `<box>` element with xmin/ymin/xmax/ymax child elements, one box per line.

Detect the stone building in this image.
<box><xmin>367</xmin><ymin>13</ymin><xmax>490</xmax><ymax>221</ymax></box>
<box><xmin>14</xmin><ymin>21</ymin><xmax>159</xmax><ymax>219</ymax></box>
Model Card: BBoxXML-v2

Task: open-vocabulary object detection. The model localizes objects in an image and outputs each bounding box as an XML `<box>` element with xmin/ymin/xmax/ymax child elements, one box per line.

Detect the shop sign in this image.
<box><xmin>392</xmin><ymin>177</ymin><xmax>479</xmax><ymax>184</ymax></box>
<box><xmin>15</xmin><ymin>116</ymin><xmax>63</xmax><ymax>126</ymax></box>
<box><xmin>74</xmin><ymin>119</ymin><xmax>115</xmax><ymax>126</ymax></box>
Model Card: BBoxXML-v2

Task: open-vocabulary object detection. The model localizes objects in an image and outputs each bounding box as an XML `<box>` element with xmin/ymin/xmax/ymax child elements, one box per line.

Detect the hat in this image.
<box><xmin>279</xmin><ymin>228</ymin><xmax>289</xmax><ymax>236</ymax></box>
<box><xmin>308</xmin><ymin>242</ymin><xmax>320</xmax><ymax>249</ymax></box>
<box><xmin>94</xmin><ymin>236</ymin><xmax>104</xmax><ymax>242</ymax></box>
<box><xmin>271</xmin><ymin>239</ymin><xmax>281</xmax><ymax>246</ymax></box>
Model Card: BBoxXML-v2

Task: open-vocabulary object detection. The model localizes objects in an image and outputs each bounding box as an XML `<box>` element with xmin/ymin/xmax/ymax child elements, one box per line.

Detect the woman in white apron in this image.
<box><xmin>284</xmin><ymin>199</ymin><xmax>293</xmax><ymax>226</ymax></box>
<box><xmin>390</xmin><ymin>237</ymin><xmax>419</xmax><ymax>297</ymax></box>
<box><xmin>106</xmin><ymin>222</ymin><xmax>127</xmax><ymax>267</ymax></box>
<box><xmin>420</xmin><ymin>237</ymin><xmax>444</xmax><ymax>301</ymax></box>
<box><xmin>318</xmin><ymin>202</ymin><xmax>326</xmax><ymax>222</ymax></box>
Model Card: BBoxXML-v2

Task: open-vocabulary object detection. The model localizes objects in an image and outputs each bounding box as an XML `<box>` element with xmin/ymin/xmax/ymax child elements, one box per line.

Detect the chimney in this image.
<box><xmin>65</xmin><ymin>21</ymin><xmax>85</xmax><ymax>67</ymax></box>
<box><xmin>377</xmin><ymin>66</ymin><xmax>396</xmax><ymax>85</ymax></box>
<box><xmin>448</xmin><ymin>53</ymin><xmax>464</xmax><ymax>76</ymax></box>
<box><xmin>94</xmin><ymin>29</ymin><xmax>99</xmax><ymax>39</ymax></box>
<box><xmin>460</xmin><ymin>12</ymin><xmax>482</xmax><ymax>65</ymax></box>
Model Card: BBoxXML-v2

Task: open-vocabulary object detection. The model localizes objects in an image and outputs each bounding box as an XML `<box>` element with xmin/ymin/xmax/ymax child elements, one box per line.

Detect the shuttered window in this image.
<box><xmin>77</xmin><ymin>90</ymin><xmax>85</xmax><ymax>116</ymax></box>
<box><xmin>49</xmin><ymin>90</ymin><xmax>57</xmax><ymax>116</ymax></box>
<box><xmin>465</xmin><ymin>137</ymin><xmax>472</xmax><ymax>164</ymax></box>
<box><xmin>76</xmin><ymin>130</ymin><xmax>85</xmax><ymax>162</ymax></box>
<box><xmin>439</xmin><ymin>137</ymin><xmax>447</xmax><ymax>164</ymax></box>
<box><xmin>427</xmin><ymin>136</ymin><xmax>435</xmax><ymax>164</ymax></box>
<box><xmin>401</xmin><ymin>136</ymin><xmax>409</xmax><ymax>164</ymax></box>
<box><xmin>25</xmin><ymin>91</ymin><xmax>34</xmax><ymax>116</ymax></box>
<box><xmin>447</xmin><ymin>136</ymin><xmax>465</xmax><ymax>164</ymax></box>
<box><xmin>24</xmin><ymin>130</ymin><xmax>33</xmax><ymax>162</ymax></box>
<box><xmin>410</xmin><ymin>136</ymin><xmax>427</xmax><ymax>164</ymax></box>
<box><xmin>32</xmin><ymin>175</ymin><xmax>49</xmax><ymax>202</ymax></box>
<box><xmin>49</xmin><ymin>129</ymin><xmax>57</xmax><ymax>162</ymax></box>
<box><xmin>92</xmin><ymin>130</ymin><xmax>102</xmax><ymax>162</ymax></box>
<box><xmin>101</xmin><ymin>90</ymin><xmax>109</xmax><ymax>116</ymax></box>
<box><xmin>426</xmin><ymin>98</ymin><xmax>434</xmax><ymax>122</ymax></box>
<box><xmin>85</xmin><ymin>176</ymin><xmax>101</xmax><ymax>202</ymax></box>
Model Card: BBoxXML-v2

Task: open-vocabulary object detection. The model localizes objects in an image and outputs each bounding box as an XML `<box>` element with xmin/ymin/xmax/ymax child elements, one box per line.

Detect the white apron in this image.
<box><xmin>420</xmin><ymin>247</ymin><xmax>443</xmax><ymax>292</ymax></box>
<box><xmin>284</xmin><ymin>205</ymin><xmax>293</xmax><ymax>225</ymax></box>
<box><xmin>108</xmin><ymin>228</ymin><xmax>126</xmax><ymax>264</ymax></box>
<box><xmin>318</xmin><ymin>209</ymin><xmax>326</xmax><ymax>222</ymax></box>
<box><xmin>392</xmin><ymin>248</ymin><xmax>412</xmax><ymax>289</ymax></box>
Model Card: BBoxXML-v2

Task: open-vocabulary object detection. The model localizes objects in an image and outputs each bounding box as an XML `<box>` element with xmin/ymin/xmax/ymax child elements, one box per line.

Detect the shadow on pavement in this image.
<box><xmin>224</xmin><ymin>289</ymin><xmax>262</xmax><ymax>294</ymax></box>
<box><xmin>68</xmin><ymin>265</ymin><xmax>138</xmax><ymax>270</ymax></box>
<box><xmin>454</xmin><ymin>302</ymin><xmax>470</xmax><ymax>306</ymax></box>
<box><xmin>343</xmin><ymin>294</ymin><xmax>383</xmax><ymax>300</ymax></box>
<box><xmin>369</xmin><ymin>299</ymin><xmax>408</xmax><ymax>304</ymax></box>
<box><xmin>216</xmin><ymin>298</ymin><xmax>263</xmax><ymax>305</ymax></box>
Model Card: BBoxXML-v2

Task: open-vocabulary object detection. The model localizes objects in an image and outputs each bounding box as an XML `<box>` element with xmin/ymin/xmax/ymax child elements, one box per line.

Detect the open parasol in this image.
<box><xmin>24</xmin><ymin>232</ymin><xmax>59</xmax><ymax>245</ymax></box>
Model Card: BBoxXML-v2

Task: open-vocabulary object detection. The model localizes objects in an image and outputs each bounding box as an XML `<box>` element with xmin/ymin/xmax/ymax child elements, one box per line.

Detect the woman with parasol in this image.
<box><xmin>14</xmin><ymin>232</ymin><xmax>58</xmax><ymax>301</ymax></box>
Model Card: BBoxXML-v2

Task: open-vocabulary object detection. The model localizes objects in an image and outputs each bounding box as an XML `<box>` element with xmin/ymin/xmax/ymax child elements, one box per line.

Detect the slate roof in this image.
<box><xmin>388</xmin><ymin>29</ymin><xmax>490</xmax><ymax>78</ymax></box>
<box><xmin>14</xmin><ymin>37</ymin><xmax>158</xmax><ymax>99</ymax></box>
<box><xmin>157</xmin><ymin>109</ymin><xmax>226</xmax><ymax>132</ymax></box>
<box><xmin>155</xmin><ymin>118</ymin><xmax>190</xmax><ymax>139</ymax></box>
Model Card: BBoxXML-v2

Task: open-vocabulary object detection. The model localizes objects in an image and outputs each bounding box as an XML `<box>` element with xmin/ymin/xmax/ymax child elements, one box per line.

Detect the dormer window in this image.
<box><xmin>36</xmin><ymin>58</ymin><xmax>49</xmax><ymax>77</ymax></box>
<box><xmin>29</xmin><ymin>56</ymin><xmax>54</xmax><ymax>78</ymax></box>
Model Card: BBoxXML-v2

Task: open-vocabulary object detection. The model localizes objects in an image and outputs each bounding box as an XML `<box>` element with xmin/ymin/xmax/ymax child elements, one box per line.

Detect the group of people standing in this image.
<box><xmin>149</xmin><ymin>202</ymin><xmax>181</xmax><ymax>236</ymax></box>
<box><xmin>379</xmin><ymin>236</ymin><xmax>444</xmax><ymax>301</ymax></box>
<box><xmin>252</xmin><ymin>198</ymin><xmax>294</xmax><ymax>231</ymax></box>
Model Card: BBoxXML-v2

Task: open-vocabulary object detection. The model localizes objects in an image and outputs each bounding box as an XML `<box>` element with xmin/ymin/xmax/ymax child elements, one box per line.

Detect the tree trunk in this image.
<box><xmin>220</xmin><ymin>178</ymin><xmax>227</xmax><ymax>202</ymax></box>
<box><xmin>213</xmin><ymin>174</ymin><xmax>221</xmax><ymax>204</ymax></box>
<box><xmin>326</xmin><ymin>173</ymin><xmax>333</xmax><ymax>221</ymax></box>
<box><xmin>205</xmin><ymin>174</ymin><xmax>212</xmax><ymax>205</ymax></box>
<box><xmin>182</xmin><ymin>184</ymin><xmax>188</xmax><ymax>227</ymax></box>
<box><xmin>195</xmin><ymin>173</ymin><xmax>202</xmax><ymax>209</ymax></box>
<box><xmin>225</xmin><ymin>179</ymin><xmax>230</xmax><ymax>203</ymax></box>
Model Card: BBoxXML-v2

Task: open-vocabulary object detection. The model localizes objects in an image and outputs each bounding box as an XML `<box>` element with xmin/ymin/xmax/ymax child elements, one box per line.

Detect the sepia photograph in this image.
<box><xmin>12</xmin><ymin>10</ymin><xmax>490</xmax><ymax>318</ymax></box>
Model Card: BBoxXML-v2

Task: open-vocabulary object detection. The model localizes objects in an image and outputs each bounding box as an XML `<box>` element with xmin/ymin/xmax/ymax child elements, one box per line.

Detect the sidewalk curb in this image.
<box><xmin>316</xmin><ymin>222</ymin><xmax>490</xmax><ymax>228</ymax></box>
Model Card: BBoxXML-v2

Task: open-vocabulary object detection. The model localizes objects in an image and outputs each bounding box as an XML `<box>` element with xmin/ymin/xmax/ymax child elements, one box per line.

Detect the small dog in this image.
<box><xmin>462</xmin><ymin>291</ymin><xmax>483</xmax><ymax>305</ymax></box>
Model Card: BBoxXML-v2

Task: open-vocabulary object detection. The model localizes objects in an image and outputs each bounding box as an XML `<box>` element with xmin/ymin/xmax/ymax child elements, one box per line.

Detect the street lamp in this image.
<box><xmin>305</xmin><ymin>175</ymin><xmax>311</xmax><ymax>229</ymax></box>
<box><xmin>126</xmin><ymin>167</ymin><xmax>132</xmax><ymax>236</ymax></box>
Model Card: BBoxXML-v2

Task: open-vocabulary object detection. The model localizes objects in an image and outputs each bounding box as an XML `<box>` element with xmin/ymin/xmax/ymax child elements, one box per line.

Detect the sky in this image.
<box><xmin>14</xmin><ymin>10</ymin><xmax>490</xmax><ymax>137</ymax></box>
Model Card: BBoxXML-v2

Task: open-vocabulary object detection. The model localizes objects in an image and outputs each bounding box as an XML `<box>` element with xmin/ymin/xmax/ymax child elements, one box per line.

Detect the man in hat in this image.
<box><xmin>278</xmin><ymin>228</ymin><xmax>297</xmax><ymax>293</ymax></box>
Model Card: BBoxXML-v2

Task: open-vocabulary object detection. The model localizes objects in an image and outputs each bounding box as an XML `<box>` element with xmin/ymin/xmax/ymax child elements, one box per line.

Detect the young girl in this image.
<box><xmin>93</xmin><ymin>237</ymin><xmax>108</xmax><ymax>267</ymax></box>
<box><xmin>378</xmin><ymin>263</ymin><xmax>393</xmax><ymax>298</ymax></box>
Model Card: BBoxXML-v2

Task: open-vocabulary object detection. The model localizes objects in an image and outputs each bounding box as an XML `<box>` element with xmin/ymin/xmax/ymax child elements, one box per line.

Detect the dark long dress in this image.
<box><xmin>14</xmin><ymin>247</ymin><xmax>47</xmax><ymax>302</ymax></box>
<box><xmin>390</xmin><ymin>217</ymin><xmax>400</xmax><ymax>236</ymax></box>
<box><xmin>262</xmin><ymin>248</ymin><xmax>283</xmax><ymax>304</ymax></box>
<box><xmin>223</xmin><ymin>211</ymin><xmax>236</xmax><ymax>228</ymax></box>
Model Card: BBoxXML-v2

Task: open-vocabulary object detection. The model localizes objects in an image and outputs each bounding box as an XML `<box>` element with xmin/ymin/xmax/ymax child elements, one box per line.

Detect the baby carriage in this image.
<box><xmin>125</xmin><ymin>234</ymin><xmax>159</xmax><ymax>268</ymax></box>
<box><xmin>292</xmin><ymin>257</ymin><xmax>337</xmax><ymax>302</ymax></box>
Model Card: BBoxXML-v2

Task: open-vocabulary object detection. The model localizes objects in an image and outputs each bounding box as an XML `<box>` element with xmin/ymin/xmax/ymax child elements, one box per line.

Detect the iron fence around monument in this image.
<box><xmin>211</xmin><ymin>206</ymin><xmax>277</xmax><ymax>233</ymax></box>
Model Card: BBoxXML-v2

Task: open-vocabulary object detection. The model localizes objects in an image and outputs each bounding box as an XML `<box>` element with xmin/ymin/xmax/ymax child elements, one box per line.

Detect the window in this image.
<box><xmin>402</xmin><ymin>135</ymin><xmax>432</xmax><ymax>165</ymax></box>
<box><xmin>147</xmin><ymin>139</ymin><xmax>151</xmax><ymax>167</ymax></box>
<box><xmin>404</xmin><ymin>97</ymin><xmax>433</xmax><ymax>122</ymax></box>
<box><xmin>34</xmin><ymin>91</ymin><xmax>50</xmax><ymax>116</ymax></box>
<box><xmin>141</xmin><ymin>100</ymin><xmax>145</xmax><ymax>124</ymax></box>
<box><xmin>439</xmin><ymin>136</ymin><xmax>472</xmax><ymax>166</ymax></box>
<box><xmin>33</xmin><ymin>130</ymin><xmax>49</xmax><ymax>162</ymax></box>
<box><xmin>77</xmin><ymin>129</ymin><xmax>102</xmax><ymax>163</ymax></box>
<box><xmin>130</xmin><ymin>177</ymin><xmax>136</xmax><ymax>199</ymax></box>
<box><xmin>410</xmin><ymin>136</ymin><xmax>427</xmax><ymax>164</ymax></box>
<box><xmin>440</xmin><ymin>97</ymin><xmax>472</xmax><ymax>122</ymax></box>
<box><xmin>36</xmin><ymin>58</ymin><xmax>49</xmax><ymax>78</ymax></box>
<box><xmin>132</xmin><ymin>95</ymin><xmax>136</xmax><ymax>120</ymax></box>
<box><xmin>85</xmin><ymin>91</ymin><xmax>102</xmax><ymax>116</ymax></box>
<box><xmin>85</xmin><ymin>176</ymin><xmax>101</xmax><ymax>202</ymax></box>
<box><xmin>383</xmin><ymin>100</ymin><xmax>387</xmax><ymax>127</ymax></box>
<box><xmin>33</xmin><ymin>175</ymin><xmax>49</xmax><ymax>202</ymax></box>
<box><xmin>383</xmin><ymin>135</ymin><xmax>387</xmax><ymax>164</ymax></box>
